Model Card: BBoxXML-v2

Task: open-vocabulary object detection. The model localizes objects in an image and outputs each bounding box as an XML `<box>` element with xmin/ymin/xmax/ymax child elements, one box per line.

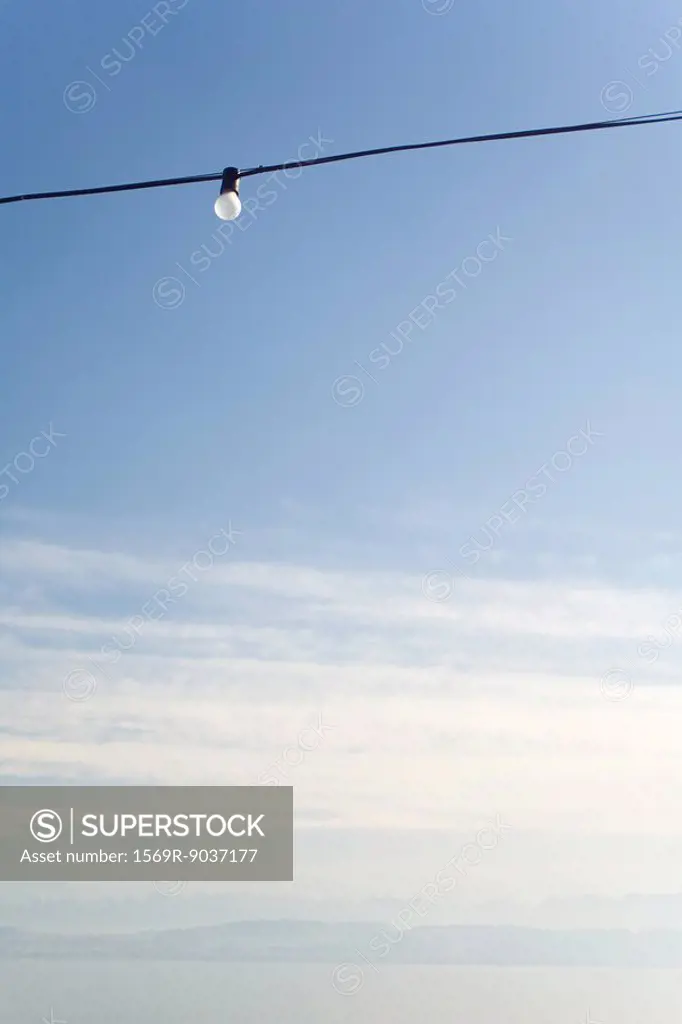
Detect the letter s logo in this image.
<box><xmin>30</xmin><ymin>809</ymin><xmax>63</xmax><ymax>843</ymax></box>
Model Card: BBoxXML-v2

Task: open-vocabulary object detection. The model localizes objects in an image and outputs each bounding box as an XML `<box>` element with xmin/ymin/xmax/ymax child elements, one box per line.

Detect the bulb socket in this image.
<box><xmin>219</xmin><ymin>167</ymin><xmax>240</xmax><ymax>196</ymax></box>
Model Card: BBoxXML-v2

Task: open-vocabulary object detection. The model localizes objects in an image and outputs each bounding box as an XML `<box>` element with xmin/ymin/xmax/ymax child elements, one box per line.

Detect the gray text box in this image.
<box><xmin>0</xmin><ymin>786</ymin><xmax>293</xmax><ymax>881</ymax></box>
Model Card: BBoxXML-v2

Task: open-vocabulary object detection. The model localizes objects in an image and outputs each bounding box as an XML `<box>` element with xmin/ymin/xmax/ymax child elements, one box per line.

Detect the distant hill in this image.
<box><xmin>6</xmin><ymin>891</ymin><xmax>682</xmax><ymax>934</ymax></box>
<box><xmin>4</xmin><ymin>921</ymin><xmax>682</xmax><ymax>965</ymax></box>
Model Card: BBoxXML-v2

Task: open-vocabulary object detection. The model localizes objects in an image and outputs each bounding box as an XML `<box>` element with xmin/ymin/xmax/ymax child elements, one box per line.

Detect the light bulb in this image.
<box><xmin>214</xmin><ymin>190</ymin><xmax>241</xmax><ymax>221</ymax></box>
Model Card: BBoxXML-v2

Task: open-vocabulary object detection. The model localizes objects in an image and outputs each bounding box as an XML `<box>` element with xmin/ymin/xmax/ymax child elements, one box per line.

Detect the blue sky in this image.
<box><xmin>2</xmin><ymin>0</ymin><xmax>682</xmax><ymax>559</ymax></box>
<box><xmin>3</xmin><ymin>0</ymin><xmax>682</xmax><ymax>913</ymax></box>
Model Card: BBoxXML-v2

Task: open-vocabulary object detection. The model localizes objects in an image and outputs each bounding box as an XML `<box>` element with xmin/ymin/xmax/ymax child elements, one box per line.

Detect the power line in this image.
<box><xmin>0</xmin><ymin>170</ymin><xmax>222</xmax><ymax>206</ymax></box>
<box><xmin>239</xmin><ymin>108</ymin><xmax>682</xmax><ymax>177</ymax></box>
<box><xmin>1</xmin><ymin>108</ymin><xmax>681</xmax><ymax>208</ymax></box>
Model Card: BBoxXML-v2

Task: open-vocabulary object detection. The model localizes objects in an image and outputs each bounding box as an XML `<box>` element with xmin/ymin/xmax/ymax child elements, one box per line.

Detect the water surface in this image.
<box><xmin>3</xmin><ymin>961</ymin><xmax>681</xmax><ymax>1023</ymax></box>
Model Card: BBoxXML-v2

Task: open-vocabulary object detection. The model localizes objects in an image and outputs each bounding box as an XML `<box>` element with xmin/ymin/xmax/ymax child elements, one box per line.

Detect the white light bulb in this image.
<box><xmin>214</xmin><ymin>190</ymin><xmax>242</xmax><ymax>221</ymax></box>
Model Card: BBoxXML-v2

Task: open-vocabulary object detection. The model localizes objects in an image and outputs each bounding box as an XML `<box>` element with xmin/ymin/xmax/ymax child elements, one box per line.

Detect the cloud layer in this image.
<box><xmin>2</xmin><ymin>532</ymin><xmax>682</xmax><ymax>850</ymax></box>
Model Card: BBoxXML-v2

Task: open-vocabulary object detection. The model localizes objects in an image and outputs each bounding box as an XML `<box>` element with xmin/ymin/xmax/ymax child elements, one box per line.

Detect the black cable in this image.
<box><xmin>0</xmin><ymin>170</ymin><xmax>223</xmax><ymax>205</ymax></box>
<box><xmin>1</xmin><ymin>108</ymin><xmax>681</xmax><ymax>207</ymax></box>
<box><xmin>239</xmin><ymin>107</ymin><xmax>682</xmax><ymax>177</ymax></box>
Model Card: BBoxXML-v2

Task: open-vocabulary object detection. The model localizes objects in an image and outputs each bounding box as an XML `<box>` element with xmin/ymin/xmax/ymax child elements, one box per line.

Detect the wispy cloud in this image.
<box><xmin>2</xmin><ymin>530</ymin><xmax>682</xmax><ymax>843</ymax></box>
